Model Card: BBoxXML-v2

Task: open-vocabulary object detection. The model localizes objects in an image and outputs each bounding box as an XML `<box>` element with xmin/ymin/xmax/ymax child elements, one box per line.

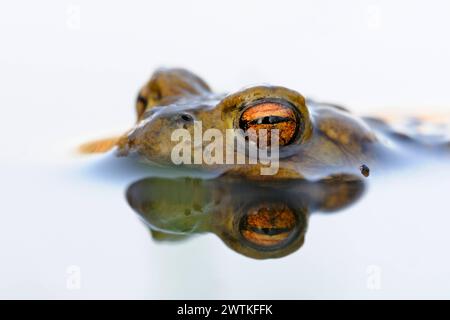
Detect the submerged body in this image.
<box><xmin>83</xmin><ymin>68</ymin><xmax>449</xmax><ymax>180</ymax></box>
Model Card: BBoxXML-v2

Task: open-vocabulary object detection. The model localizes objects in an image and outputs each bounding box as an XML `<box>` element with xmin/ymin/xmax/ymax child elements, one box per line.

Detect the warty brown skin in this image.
<box><xmin>115</xmin><ymin>68</ymin><xmax>382</xmax><ymax>180</ymax></box>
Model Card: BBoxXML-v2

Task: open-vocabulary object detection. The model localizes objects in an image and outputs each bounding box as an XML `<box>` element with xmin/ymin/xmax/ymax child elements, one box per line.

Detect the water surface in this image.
<box><xmin>2</xmin><ymin>147</ymin><xmax>449</xmax><ymax>299</ymax></box>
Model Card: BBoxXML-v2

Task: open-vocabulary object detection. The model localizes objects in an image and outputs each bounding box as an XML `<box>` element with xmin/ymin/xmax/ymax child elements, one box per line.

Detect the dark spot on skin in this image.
<box><xmin>360</xmin><ymin>164</ymin><xmax>370</xmax><ymax>177</ymax></box>
<box><xmin>180</xmin><ymin>113</ymin><xmax>193</xmax><ymax>122</ymax></box>
<box><xmin>137</xmin><ymin>95</ymin><xmax>148</xmax><ymax>106</ymax></box>
<box><xmin>177</xmin><ymin>113</ymin><xmax>194</xmax><ymax>129</ymax></box>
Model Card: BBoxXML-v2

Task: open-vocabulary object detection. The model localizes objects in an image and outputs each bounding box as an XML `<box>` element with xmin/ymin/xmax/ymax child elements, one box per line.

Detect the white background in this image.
<box><xmin>1</xmin><ymin>0</ymin><xmax>450</xmax><ymax>299</ymax></box>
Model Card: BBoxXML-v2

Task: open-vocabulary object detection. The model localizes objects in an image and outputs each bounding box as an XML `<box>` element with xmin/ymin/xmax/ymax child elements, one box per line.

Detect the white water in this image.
<box><xmin>2</xmin><ymin>149</ymin><xmax>450</xmax><ymax>299</ymax></box>
<box><xmin>2</xmin><ymin>0</ymin><xmax>450</xmax><ymax>299</ymax></box>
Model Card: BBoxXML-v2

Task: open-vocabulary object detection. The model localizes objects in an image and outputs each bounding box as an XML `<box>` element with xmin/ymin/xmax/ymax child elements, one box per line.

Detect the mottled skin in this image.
<box><xmin>81</xmin><ymin>68</ymin><xmax>449</xmax><ymax>180</ymax></box>
<box><xmin>82</xmin><ymin>68</ymin><xmax>450</xmax><ymax>258</ymax></box>
<box><xmin>112</xmin><ymin>68</ymin><xmax>384</xmax><ymax>180</ymax></box>
<box><xmin>80</xmin><ymin>68</ymin><xmax>450</xmax><ymax>180</ymax></box>
<box><xmin>127</xmin><ymin>175</ymin><xmax>365</xmax><ymax>259</ymax></box>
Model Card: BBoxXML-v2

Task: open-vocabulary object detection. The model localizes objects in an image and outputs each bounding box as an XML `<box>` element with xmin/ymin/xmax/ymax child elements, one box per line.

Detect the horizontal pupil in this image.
<box><xmin>246</xmin><ymin>226</ymin><xmax>292</xmax><ymax>236</ymax></box>
<box><xmin>250</xmin><ymin>116</ymin><xmax>292</xmax><ymax>126</ymax></box>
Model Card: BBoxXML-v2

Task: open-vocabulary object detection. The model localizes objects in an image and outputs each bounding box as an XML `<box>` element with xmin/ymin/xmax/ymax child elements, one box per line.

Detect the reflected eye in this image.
<box><xmin>239</xmin><ymin>101</ymin><xmax>299</xmax><ymax>146</ymax></box>
<box><xmin>240</xmin><ymin>202</ymin><xmax>297</xmax><ymax>249</ymax></box>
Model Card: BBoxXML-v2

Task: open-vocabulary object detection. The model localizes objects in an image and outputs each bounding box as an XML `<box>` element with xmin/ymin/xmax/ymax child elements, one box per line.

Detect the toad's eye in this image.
<box><xmin>239</xmin><ymin>202</ymin><xmax>297</xmax><ymax>249</ymax></box>
<box><xmin>239</xmin><ymin>101</ymin><xmax>299</xmax><ymax>146</ymax></box>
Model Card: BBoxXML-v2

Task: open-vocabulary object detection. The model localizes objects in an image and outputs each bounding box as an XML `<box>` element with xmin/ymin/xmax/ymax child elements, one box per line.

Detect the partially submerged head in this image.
<box><xmin>116</xmin><ymin>68</ymin><xmax>377</xmax><ymax>180</ymax></box>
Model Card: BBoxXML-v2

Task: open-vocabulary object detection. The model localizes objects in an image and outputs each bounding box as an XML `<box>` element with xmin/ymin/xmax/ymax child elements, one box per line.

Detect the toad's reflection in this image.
<box><xmin>126</xmin><ymin>176</ymin><xmax>366</xmax><ymax>259</ymax></box>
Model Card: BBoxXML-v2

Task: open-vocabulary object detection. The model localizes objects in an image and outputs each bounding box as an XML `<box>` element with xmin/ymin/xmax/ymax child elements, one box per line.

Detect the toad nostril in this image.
<box><xmin>180</xmin><ymin>113</ymin><xmax>194</xmax><ymax>122</ymax></box>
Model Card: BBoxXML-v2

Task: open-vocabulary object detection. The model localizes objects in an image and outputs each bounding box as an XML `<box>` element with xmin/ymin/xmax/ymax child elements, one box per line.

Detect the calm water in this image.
<box><xmin>4</xmin><ymin>0</ymin><xmax>450</xmax><ymax>299</ymax></box>
<box><xmin>1</xmin><ymin>146</ymin><xmax>450</xmax><ymax>299</ymax></box>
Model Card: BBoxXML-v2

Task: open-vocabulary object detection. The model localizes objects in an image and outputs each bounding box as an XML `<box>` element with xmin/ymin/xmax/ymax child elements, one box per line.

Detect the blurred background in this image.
<box><xmin>1</xmin><ymin>0</ymin><xmax>450</xmax><ymax>299</ymax></box>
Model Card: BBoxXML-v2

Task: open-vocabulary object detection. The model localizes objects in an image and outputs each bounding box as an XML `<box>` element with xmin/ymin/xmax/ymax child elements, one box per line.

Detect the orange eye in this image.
<box><xmin>239</xmin><ymin>101</ymin><xmax>299</xmax><ymax>146</ymax></box>
<box><xmin>240</xmin><ymin>202</ymin><xmax>297</xmax><ymax>248</ymax></box>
